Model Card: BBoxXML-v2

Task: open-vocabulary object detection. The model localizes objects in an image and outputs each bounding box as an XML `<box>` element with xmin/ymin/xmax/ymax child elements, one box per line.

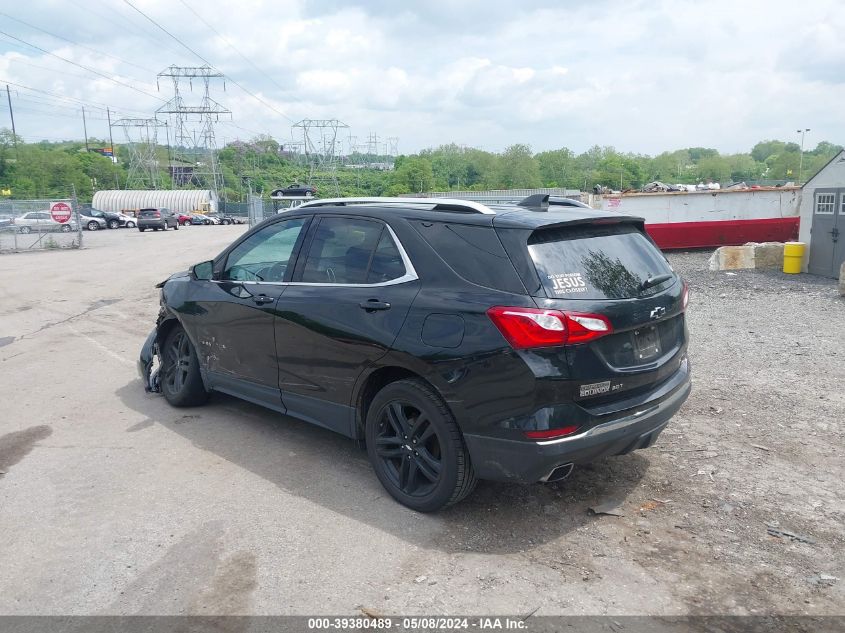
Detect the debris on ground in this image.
<box><xmin>414</xmin><ymin>575</ymin><xmax>427</xmax><ymax>584</ymax></box>
<box><xmin>767</xmin><ymin>525</ymin><xmax>816</xmax><ymax>544</ymax></box>
<box><xmin>806</xmin><ymin>574</ymin><xmax>839</xmax><ymax>587</ymax></box>
<box><xmin>750</xmin><ymin>444</ymin><xmax>771</xmax><ymax>452</ymax></box>
<box><xmin>589</xmin><ymin>500</ymin><xmax>625</xmax><ymax>516</ymax></box>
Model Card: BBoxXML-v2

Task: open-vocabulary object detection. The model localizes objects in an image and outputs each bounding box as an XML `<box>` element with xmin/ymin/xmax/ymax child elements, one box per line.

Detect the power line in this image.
<box><xmin>177</xmin><ymin>0</ymin><xmax>294</xmax><ymax>99</ymax></box>
<box><xmin>121</xmin><ymin>0</ymin><xmax>295</xmax><ymax>123</ymax></box>
<box><xmin>0</xmin><ymin>30</ymin><xmax>164</xmax><ymax>102</ymax></box>
<box><xmin>1</xmin><ymin>79</ymin><xmax>150</xmax><ymax>117</ymax></box>
<box><xmin>0</xmin><ymin>11</ymin><xmax>154</xmax><ymax>74</ymax></box>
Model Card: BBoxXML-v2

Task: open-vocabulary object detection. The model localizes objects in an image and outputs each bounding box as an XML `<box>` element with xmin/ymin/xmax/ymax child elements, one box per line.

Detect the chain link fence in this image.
<box><xmin>0</xmin><ymin>198</ymin><xmax>84</xmax><ymax>253</ymax></box>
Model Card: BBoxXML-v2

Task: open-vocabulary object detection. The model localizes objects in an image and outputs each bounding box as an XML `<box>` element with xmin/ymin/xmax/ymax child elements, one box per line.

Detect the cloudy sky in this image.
<box><xmin>0</xmin><ymin>0</ymin><xmax>843</xmax><ymax>155</ymax></box>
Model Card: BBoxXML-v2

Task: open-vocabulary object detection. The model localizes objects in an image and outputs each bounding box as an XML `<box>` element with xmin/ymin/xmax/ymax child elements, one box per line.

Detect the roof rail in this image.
<box><xmin>297</xmin><ymin>196</ymin><xmax>496</xmax><ymax>215</ymax></box>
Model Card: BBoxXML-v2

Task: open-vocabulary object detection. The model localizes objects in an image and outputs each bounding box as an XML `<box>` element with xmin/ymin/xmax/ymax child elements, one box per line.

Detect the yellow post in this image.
<box><xmin>783</xmin><ymin>242</ymin><xmax>805</xmax><ymax>274</ymax></box>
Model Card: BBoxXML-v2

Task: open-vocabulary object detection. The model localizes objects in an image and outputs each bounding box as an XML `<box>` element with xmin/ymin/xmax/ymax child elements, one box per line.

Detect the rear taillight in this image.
<box><xmin>682</xmin><ymin>281</ymin><xmax>689</xmax><ymax>311</ymax></box>
<box><xmin>524</xmin><ymin>425</ymin><xmax>581</xmax><ymax>440</ymax></box>
<box><xmin>487</xmin><ymin>306</ymin><xmax>612</xmax><ymax>349</ymax></box>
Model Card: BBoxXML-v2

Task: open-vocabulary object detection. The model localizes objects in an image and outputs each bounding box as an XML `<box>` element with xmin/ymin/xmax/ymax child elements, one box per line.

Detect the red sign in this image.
<box><xmin>50</xmin><ymin>201</ymin><xmax>72</xmax><ymax>223</ymax></box>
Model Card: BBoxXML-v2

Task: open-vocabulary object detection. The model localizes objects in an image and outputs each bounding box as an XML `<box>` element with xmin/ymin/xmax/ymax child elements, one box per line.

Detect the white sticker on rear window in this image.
<box><xmin>548</xmin><ymin>272</ymin><xmax>587</xmax><ymax>294</ymax></box>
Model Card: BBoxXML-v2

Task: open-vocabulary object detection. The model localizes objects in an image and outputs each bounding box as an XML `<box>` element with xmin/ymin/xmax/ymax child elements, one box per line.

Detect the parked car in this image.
<box><xmin>14</xmin><ymin>211</ymin><xmax>77</xmax><ymax>233</ymax></box>
<box><xmin>115</xmin><ymin>213</ymin><xmax>137</xmax><ymax>228</ymax></box>
<box><xmin>137</xmin><ymin>208</ymin><xmax>178</xmax><ymax>232</ymax></box>
<box><xmin>84</xmin><ymin>208</ymin><xmax>126</xmax><ymax>229</ymax></box>
<box><xmin>0</xmin><ymin>215</ymin><xmax>15</xmax><ymax>229</ymax></box>
<box><xmin>78</xmin><ymin>210</ymin><xmax>108</xmax><ymax>231</ymax></box>
<box><xmin>271</xmin><ymin>183</ymin><xmax>317</xmax><ymax>197</ymax></box>
<box><xmin>177</xmin><ymin>213</ymin><xmax>194</xmax><ymax>226</ymax></box>
<box><xmin>205</xmin><ymin>213</ymin><xmax>241</xmax><ymax>225</ymax></box>
<box><xmin>139</xmin><ymin>195</ymin><xmax>690</xmax><ymax>512</ymax></box>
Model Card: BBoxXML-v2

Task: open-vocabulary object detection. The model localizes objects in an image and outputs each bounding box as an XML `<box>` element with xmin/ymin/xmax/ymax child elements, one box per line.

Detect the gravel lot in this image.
<box><xmin>0</xmin><ymin>227</ymin><xmax>842</xmax><ymax>616</ymax></box>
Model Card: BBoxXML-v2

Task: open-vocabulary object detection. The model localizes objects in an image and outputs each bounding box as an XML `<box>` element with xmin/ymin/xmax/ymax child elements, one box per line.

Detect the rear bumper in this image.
<box><xmin>463</xmin><ymin>374</ymin><xmax>691</xmax><ymax>483</ymax></box>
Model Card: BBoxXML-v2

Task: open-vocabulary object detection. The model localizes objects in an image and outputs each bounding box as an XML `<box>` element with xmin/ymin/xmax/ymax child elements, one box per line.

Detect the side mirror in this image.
<box><xmin>192</xmin><ymin>260</ymin><xmax>214</xmax><ymax>281</ymax></box>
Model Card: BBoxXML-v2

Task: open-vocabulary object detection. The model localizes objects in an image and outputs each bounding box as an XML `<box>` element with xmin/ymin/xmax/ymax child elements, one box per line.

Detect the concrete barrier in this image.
<box><xmin>708</xmin><ymin>242</ymin><xmax>785</xmax><ymax>271</ymax></box>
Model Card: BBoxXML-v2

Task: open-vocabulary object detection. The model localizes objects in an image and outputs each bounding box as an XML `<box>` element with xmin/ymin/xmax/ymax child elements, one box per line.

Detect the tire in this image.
<box><xmin>160</xmin><ymin>327</ymin><xmax>209</xmax><ymax>407</ymax></box>
<box><xmin>87</xmin><ymin>221</ymin><xmax>100</xmax><ymax>231</ymax></box>
<box><xmin>222</xmin><ymin>219</ymin><xmax>231</xmax><ymax>225</ymax></box>
<box><xmin>108</xmin><ymin>219</ymin><xmax>120</xmax><ymax>229</ymax></box>
<box><xmin>61</xmin><ymin>224</ymin><xmax>72</xmax><ymax>232</ymax></box>
<box><xmin>365</xmin><ymin>378</ymin><xmax>476</xmax><ymax>512</ymax></box>
<box><xmin>153</xmin><ymin>227</ymin><xmax>159</xmax><ymax>232</ymax></box>
<box><xmin>126</xmin><ymin>221</ymin><xmax>136</xmax><ymax>228</ymax></box>
<box><xmin>138</xmin><ymin>227</ymin><xmax>145</xmax><ymax>232</ymax></box>
<box><xmin>20</xmin><ymin>226</ymin><xmax>31</xmax><ymax>234</ymax></box>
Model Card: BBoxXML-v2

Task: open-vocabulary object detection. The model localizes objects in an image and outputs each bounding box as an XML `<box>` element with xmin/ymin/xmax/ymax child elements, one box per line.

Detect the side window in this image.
<box><xmin>223</xmin><ymin>218</ymin><xmax>307</xmax><ymax>282</ymax></box>
<box><xmin>815</xmin><ymin>193</ymin><xmax>835</xmax><ymax>215</ymax></box>
<box><xmin>300</xmin><ymin>217</ymin><xmax>405</xmax><ymax>284</ymax></box>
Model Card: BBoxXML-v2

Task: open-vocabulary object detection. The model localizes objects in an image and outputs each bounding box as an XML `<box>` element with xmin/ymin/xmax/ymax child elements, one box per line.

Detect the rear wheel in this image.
<box><xmin>87</xmin><ymin>221</ymin><xmax>100</xmax><ymax>231</ymax></box>
<box><xmin>138</xmin><ymin>227</ymin><xmax>145</xmax><ymax>232</ymax></box>
<box><xmin>160</xmin><ymin>327</ymin><xmax>208</xmax><ymax>407</ymax></box>
<box><xmin>174</xmin><ymin>222</ymin><xmax>179</xmax><ymax>230</ymax></box>
<box><xmin>108</xmin><ymin>219</ymin><xmax>120</xmax><ymax>229</ymax></box>
<box><xmin>365</xmin><ymin>379</ymin><xmax>476</xmax><ymax>512</ymax></box>
<box><xmin>126</xmin><ymin>221</ymin><xmax>136</xmax><ymax>228</ymax></box>
<box><xmin>19</xmin><ymin>226</ymin><xmax>31</xmax><ymax>234</ymax></box>
<box><xmin>61</xmin><ymin>224</ymin><xmax>72</xmax><ymax>232</ymax></box>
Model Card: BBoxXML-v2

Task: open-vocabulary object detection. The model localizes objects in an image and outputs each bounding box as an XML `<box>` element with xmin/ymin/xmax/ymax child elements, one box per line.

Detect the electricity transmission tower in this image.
<box><xmin>156</xmin><ymin>65</ymin><xmax>231</xmax><ymax>193</ymax></box>
<box><xmin>387</xmin><ymin>137</ymin><xmax>399</xmax><ymax>158</ymax></box>
<box><xmin>112</xmin><ymin>118</ymin><xmax>167</xmax><ymax>189</ymax></box>
<box><xmin>292</xmin><ymin>119</ymin><xmax>349</xmax><ymax>195</ymax></box>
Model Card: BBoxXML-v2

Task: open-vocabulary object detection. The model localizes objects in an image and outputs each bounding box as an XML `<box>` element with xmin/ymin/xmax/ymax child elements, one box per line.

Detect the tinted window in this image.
<box><xmin>301</xmin><ymin>217</ymin><xmax>403</xmax><ymax>284</ymax></box>
<box><xmin>411</xmin><ymin>221</ymin><xmax>525</xmax><ymax>294</ymax></box>
<box><xmin>138</xmin><ymin>209</ymin><xmax>157</xmax><ymax>217</ymax></box>
<box><xmin>528</xmin><ymin>224</ymin><xmax>674</xmax><ymax>300</ymax></box>
<box><xmin>223</xmin><ymin>218</ymin><xmax>307</xmax><ymax>282</ymax></box>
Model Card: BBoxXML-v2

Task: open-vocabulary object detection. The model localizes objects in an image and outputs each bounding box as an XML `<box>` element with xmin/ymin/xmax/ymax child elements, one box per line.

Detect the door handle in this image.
<box><xmin>252</xmin><ymin>294</ymin><xmax>275</xmax><ymax>305</ymax></box>
<box><xmin>359</xmin><ymin>299</ymin><xmax>391</xmax><ymax>311</ymax></box>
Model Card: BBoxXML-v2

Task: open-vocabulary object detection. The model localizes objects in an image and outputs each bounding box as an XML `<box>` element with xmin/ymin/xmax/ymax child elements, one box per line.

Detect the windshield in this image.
<box><xmin>528</xmin><ymin>224</ymin><xmax>675</xmax><ymax>300</ymax></box>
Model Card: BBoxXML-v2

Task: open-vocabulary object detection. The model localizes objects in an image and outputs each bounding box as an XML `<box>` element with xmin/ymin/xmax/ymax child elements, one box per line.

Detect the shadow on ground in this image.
<box><xmin>116</xmin><ymin>379</ymin><xmax>648</xmax><ymax>555</ymax></box>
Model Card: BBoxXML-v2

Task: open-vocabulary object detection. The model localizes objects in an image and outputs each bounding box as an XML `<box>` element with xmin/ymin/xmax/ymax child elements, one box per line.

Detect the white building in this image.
<box><xmin>92</xmin><ymin>190</ymin><xmax>218</xmax><ymax>215</ymax></box>
<box><xmin>797</xmin><ymin>150</ymin><xmax>845</xmax><ymax>277</ymax></box>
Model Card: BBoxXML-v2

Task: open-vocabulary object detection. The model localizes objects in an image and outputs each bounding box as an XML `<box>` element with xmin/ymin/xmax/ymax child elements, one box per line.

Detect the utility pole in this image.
<box><xmin>796</xmin><ymin>128</ymin><xmax>810</xmax><ymax>185</ymax></box>
<box><xmin>107</xmin><ymin>107</ymin><xmax>119</xmax><ymax>188</ymax></box>
<box><xmin>82</xmin><ymin>106</ymin><xmax>90</xmax><ymax>152</ymax></box>
<box><xmin>5</xmin><ymin>84</ymin><xmax>18</xmax><ymax>158</ymax></box>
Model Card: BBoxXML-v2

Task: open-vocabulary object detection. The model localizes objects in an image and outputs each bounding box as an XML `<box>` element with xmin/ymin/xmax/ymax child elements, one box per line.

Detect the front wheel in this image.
<box><xmin>160</xmin><ymin>327</ymin><xmax>208</xmax><ymax>407</ymax></box>
<box><xmin>61</xmin><ymin>224</ymin><xmax>72</xmax><ymax>232</ymax></box>
<box><xmin>126</xmin><ymin>221</ymin><xmax>136</xmax><ymax>228</ymax></box>
<box><xmin>108</xmin><ymin>219</ymin><xmax>120</xmax><ymax>229</ymax></box>
<box><xmin>365</xmin><ymin>379</ymin><xmax>476</xmax><ymax>512</ymax></box>
<box><xmin>87</xmin><ymin>221</ymin><xmax>100</xmax><ymax>231</ymax></box>
<box><xmin>174</xmin><ymin>223</ymin><xmax>179</xmax><ymax>230</ymax></box>
<box><xmin>138</xmin><ymin>227</ymin><xmax>146</xmax><ymax>232</ymax></box>
<box><xmin>19</xmin><ymin>226</ymin><xmax>31</xmax><ymax>234</ymax></box>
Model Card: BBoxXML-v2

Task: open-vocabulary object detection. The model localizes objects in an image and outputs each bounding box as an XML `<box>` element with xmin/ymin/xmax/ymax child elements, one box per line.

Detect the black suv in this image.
<box><xmin>139</xmin><ymin>195</ymin><xmax>690</xmax><ymax>511</ymax></box>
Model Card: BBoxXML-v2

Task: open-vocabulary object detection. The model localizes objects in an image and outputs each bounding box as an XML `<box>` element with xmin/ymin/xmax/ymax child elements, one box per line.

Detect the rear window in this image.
<box><xmin>528</xmin><ymin>224</ymin><xmax>674</xmax><ymax>300</ymax></box>
<box><xmin>139</xmin><ymin>209</ymin><xmax>158</xmax><ymax>217</ymax></box>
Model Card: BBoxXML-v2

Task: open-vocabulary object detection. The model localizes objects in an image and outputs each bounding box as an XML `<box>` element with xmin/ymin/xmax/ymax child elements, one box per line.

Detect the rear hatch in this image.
<box><xmin>495</xmin><ymin>216</ymin><xmax>688</xmax><ymax>411</ymax></box>
<box><xmin>139</xmin><ymin>209</ymin><xmax>161</xmax><ymax>219</ymax></box>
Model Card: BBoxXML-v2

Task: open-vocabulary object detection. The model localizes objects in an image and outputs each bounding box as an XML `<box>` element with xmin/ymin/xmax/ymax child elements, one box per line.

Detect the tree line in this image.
<box><xmin>0</xmin><ymin>127</ymin><xmax>840</xmax><ymax>203</ymax></box>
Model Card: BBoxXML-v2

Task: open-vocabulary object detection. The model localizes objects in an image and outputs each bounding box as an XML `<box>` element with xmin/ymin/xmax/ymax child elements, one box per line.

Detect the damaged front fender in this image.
<box><xmin>138</xmin><ymin>328</ymin><xmax>161</xmax><ymax>393</ymax></box>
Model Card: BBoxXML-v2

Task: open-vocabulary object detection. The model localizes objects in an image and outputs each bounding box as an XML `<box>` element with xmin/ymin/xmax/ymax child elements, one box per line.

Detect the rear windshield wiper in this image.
<box><xmin>639</xmin><ymin>273</ymin><xmax>673</xmax><ymax>292</ymax></box>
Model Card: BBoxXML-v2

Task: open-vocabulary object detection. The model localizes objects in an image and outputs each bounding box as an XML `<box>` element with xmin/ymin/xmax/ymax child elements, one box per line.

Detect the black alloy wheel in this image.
<box><xmin>366</xmin><ymin>379</ymin><xmax>476</xmax><ymax>511</ymax></box>
<box><xmin>376</xmin><ymin>401</ymin><xmax>443</xmax><ymax>497</ymax></box>
<box><xmin>160</xmin><ymin>327</ymin><xmax>208</xmax><ymax>407</ymax></box>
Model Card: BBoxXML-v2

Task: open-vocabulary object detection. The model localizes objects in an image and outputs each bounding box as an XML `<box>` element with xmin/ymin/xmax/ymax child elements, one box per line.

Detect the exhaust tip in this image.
<box><xmin>540</xmin><ymin>463</ymin><xmax>574</xmax><ymax>483</ymax></box>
